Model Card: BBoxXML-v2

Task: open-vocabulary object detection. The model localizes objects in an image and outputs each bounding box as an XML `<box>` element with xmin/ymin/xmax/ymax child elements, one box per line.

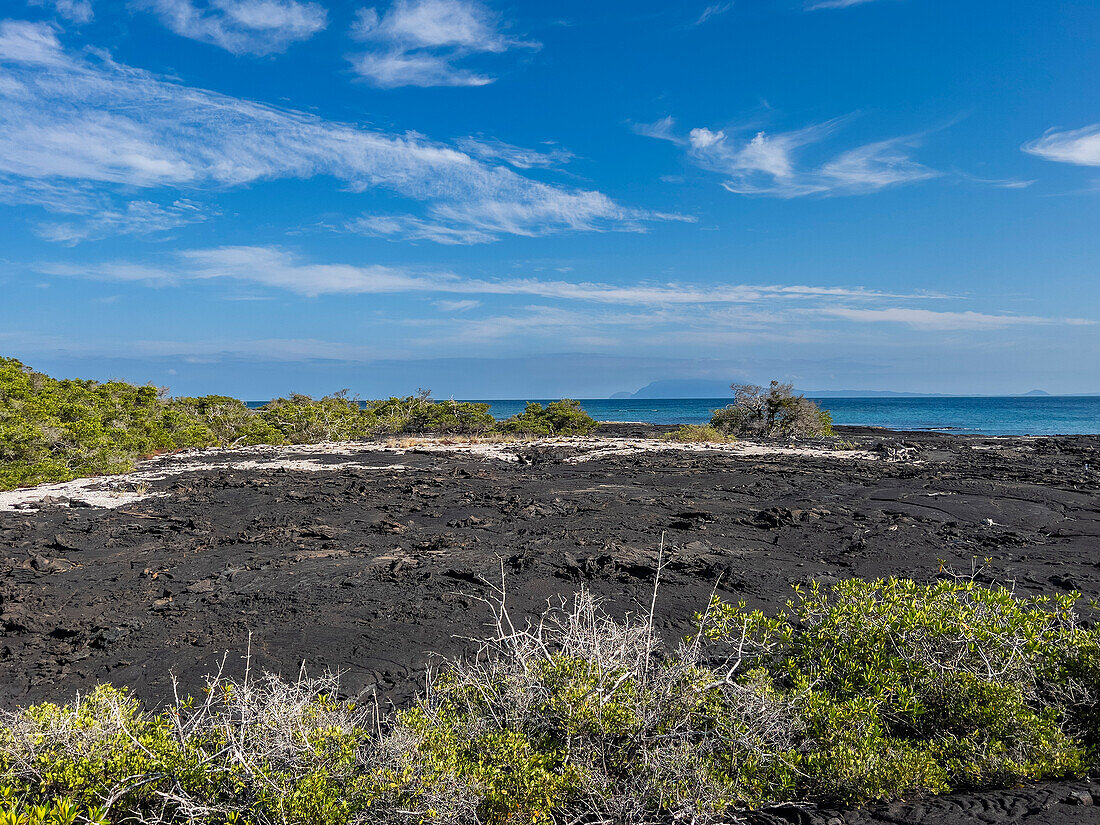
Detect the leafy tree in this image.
<box><xmin>710</xmin><ymin>381</ymin><xmax>833</xmax><ymax>438</ymax></box>
<box><xmin>497</xmin><ymin>400</ymin><xmax>598</xmax><ymax>436</ymax></box>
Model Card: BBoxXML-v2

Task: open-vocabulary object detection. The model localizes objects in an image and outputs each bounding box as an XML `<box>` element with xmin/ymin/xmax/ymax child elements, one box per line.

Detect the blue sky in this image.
<box><xmin>1</xmin><ymin>0</ymin><xmax>1098</xmax><ymax>398</ymax></box>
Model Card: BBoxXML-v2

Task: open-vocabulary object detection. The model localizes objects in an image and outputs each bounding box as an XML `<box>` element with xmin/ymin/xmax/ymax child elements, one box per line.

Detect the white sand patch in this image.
<box><xmin>554</xmin><ymin>438</ymin><xmax>877</xmax><ymax>464</ymax></box>
<box><xmin>0</xmin><ymin>444</ymin><xmax>412</xmax><ymax>512</ymax></box>
<box><xmin>1</xmin><ymin>436</ymin><xmax>876</xmax><ymax>512</ymax></box>
<box><xmin>0</xmin><ymin>476</ymin><xmax>169</xmax><ymax>511</ymax></box>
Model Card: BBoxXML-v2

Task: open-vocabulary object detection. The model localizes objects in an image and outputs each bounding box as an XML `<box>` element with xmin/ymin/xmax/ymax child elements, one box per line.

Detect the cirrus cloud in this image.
<box><xmin>348</xmin><ymin>0</ymin><xmax>538</xmax><ymax>88</ymax></box>
<box><xmin>0</xmin><ymin>19</ymin><xmax>668</xmax><ymax>243</ymax></box>
<box><xmin>28</xmin><ymin>0</ymin><xmax>93</xmax><ymax>24</ymax></box>
<box><xmin>637</xmin><ymin>115</ymin><xmax>939</xmax><ymax>197</ymax></box>
<box><xmin>1023</xmin><ymin>124</ymin><xmax>1100</xmax><ymax>167</ymax></box>
<box><xmin>817</xmin><ymin>307</ymin><xmax>1095</xmax><ymax>330</ymax></box>
<box><xmin>35</xmin><ymin>244</ymin><xmax>963</xmax><ymax>308</ymax></box>
<box><xmin>132</xmin><ymin>0</ymin><xmax>328</xmax><ymax>55</ymax></box>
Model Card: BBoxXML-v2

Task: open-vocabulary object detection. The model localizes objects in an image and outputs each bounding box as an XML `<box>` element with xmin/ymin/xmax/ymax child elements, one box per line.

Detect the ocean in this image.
<box><xmin>473</xmin><ymin>397</ymin><xmax>1100</xmax><ymax>436</ymax></box>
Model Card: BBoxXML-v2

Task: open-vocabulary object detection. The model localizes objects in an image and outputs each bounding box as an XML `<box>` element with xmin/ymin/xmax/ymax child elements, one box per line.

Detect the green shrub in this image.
<box><xmin>366</xmin><ymin>392</ymin><xmax>494</xmax><ymax>435</ymax></box>
<box><xmin>496</xmin><ymin>400</ymin><xmax>598</xmax><ymax>436</ymax></box>
<box><xmin>353</xmin><ymin>576</ymin><xmax>1100</xmax><ymax>820</ymax></box>
<box><xmin>0</xmin><ymin>678</ymin><xmax>378</xmax><ymax>825</ymax></box>
<box><xmin>702</xmin><ymin>577</ymin><xmax>1092</xmax><ymax>802</ymax></box>
<box><xmin>0</xmin><ymin>359</ymin><xmax>497</xmax><ymax>490</ymax></box>
<box><xmin>255</xmin><ymin>392</ymin><xmax>372</xmax><ymax>444</ymax></box>
<box><xmin>0</xmin><ymin>789</ymin><xmax>108</xmax><ymax>825</ymax></box>
<box><xmin>1</xmin><ymin>563</ymin><xmax>1098</xmax><ymax>822</ymax></box>
<box><xmin>660</xmin><ymin>424</ymin><xmax>735</xmax><ymax>443</ymax></box>
<box><xmin>711</xmin><ymin>381</ymin><xmax>833</xmax><ymax>438</ymax></box>
<box><xmin>253</xmin><ymin>392</ymin><xmax>494</xmax><ymax>443</ymax></box>
<box><xmin>0</xmin><ymin>358</ymin><xmax>601</xmax><ymax>490</ymax></box>
<box><xmin>374</xmin><ymin>576</ymin><xmax>1098</xmax><ymax>819</ymax></box>
<box><xmin>0</xmin><ymin>357</ymin><xmax>217</xmax><ymax>489</ymax></box>
<box><xmin>167</xmin><ymin>395</ymin><xmax>271</xmax><ymax>445</ymax></box>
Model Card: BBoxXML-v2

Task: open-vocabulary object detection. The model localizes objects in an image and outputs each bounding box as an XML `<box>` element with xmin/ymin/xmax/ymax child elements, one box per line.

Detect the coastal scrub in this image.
<box><xmin>711</xmin><ymin>381</ymin><xmax>834</xmax><ymax>438</ymax></box>
<box><xmin>660</xmin><ymin>424</ymin><xmax>735</xmax><ymax>443</ymax></box>
<box><xmin>0</xmin><ymin>358</ymin><xmax>590</xmax><ymax>490</ymax></box>
<box><xmin>2</xmin><ymin>576</ymin><xmax>1097</xmax><ymax>823</ymax></box>
<box><xmin>496</xmin><ymin>399</ymin><xmax>598</xmax><ymax>436</ymax></box>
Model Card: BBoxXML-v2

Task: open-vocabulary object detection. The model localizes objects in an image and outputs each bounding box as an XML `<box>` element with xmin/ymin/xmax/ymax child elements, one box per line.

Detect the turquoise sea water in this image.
<box><xmin>474</xmin><ymin>397</ymin><xmax>1100</xmax><ymax>436</ymax></box>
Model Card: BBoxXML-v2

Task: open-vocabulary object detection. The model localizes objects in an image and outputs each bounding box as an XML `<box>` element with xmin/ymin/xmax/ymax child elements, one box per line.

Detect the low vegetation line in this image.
<box><xmin>0</xmin><ymin>358</ymin><xmax>598</xmax><ymax>491</ymax></box>
<box><xmin>1</xmin><ymin>359</ymin><xmax>845</xmax><ymax>491</ymax></box>
<box><xmin>2</xmin><ymin>575</ymin><xmax>1099</xmax><ymax>824</ymax></box>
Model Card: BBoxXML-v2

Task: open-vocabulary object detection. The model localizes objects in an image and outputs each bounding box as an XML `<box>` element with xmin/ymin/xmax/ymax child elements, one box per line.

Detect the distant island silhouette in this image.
<box><xmin>610</xmin><ymin>381</ymin><xmax>1087</xmax><ymax>399</ymax></box>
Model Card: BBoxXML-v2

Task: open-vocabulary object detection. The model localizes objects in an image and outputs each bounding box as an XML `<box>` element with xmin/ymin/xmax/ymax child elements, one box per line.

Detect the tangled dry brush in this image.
<box><xmin>3</xmin><ymin>560</ymin><xmax>1100</xmax><ymax>825</ymax></box>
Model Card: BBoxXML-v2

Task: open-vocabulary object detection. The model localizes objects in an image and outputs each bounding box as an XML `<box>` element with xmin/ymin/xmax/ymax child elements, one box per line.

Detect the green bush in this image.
<box><xmin>366</xmin><ymin>392</ymin><xmax>495</xmax><ymax>436</ymax></box>
<box><xmin>0</xmin><ymin>359</ymin><xmax>498</xmax><ymax>490</ymax></box>
<box><xmin>660</xmin><ymin>424</ymin><xmax>735</xmax><ymax>443</ymax></box>
<box><xmin>0</xmin><ymin>357</ymin><xmax>217</xmax><ymax>489</ymax></box>
<box><xmin>167</xmin><ymin>395</ymin><xmax>277</xmax><ymax>446</ymax></box>
<box><xmin>5</xmin><ymin>576</ymin><xmax>1095</xmax><ymax>824</ymax></box>
<box><xmin>0</xmin><ymin>678</ymin><xmax>379</xmax><ymax>825</ymax></box>
<box><xmin>379</xmin><ymin>577</ymin><xmax>1100</xmax><ymax>819</ymax></box>
<box><xmin>711</xmin><ymin>381</ymin><xmax>833</xmax><ymax>438</ymax></box>
<box><xmin>254</xmin><ymin>392</ymin><xmax>372</xmax><ymax>444</ymax></box>
<box><xmin>702</xmin><ymin>577</ymin><xmax>1091</xmax><ymax>802</ymax></box>
<box><xmin>496</xmin><ymin>400</ymin><xmax>598</xmax><ymax>436</ymax></box>
<box><xmin>0</xmin><ymin>789</ymin><xmax>108</xmax><ymax>825</ymax></box>
<box><xmin>251</xmin><ymin>392</ymin><xmax>495</xmax><ymax>443</ymax></box>
<box><xmin>1</xmin><ymin>358</ymin><xmax>604</xmax><ymax>490</ymax></box>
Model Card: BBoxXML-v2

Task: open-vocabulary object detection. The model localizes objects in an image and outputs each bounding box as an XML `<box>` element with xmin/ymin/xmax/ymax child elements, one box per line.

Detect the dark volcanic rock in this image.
<box><xmin>1</xmin><ymin>429</ymin><xmax>1098</xmax><ymax>709</ymax></box>
<box><xmin>1</xmin><ymin>429</ymin><xmax>1100</xmax><ymax>823</ymax></box>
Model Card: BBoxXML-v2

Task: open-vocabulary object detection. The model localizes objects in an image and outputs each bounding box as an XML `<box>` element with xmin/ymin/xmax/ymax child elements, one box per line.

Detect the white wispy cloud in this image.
<box><xmin>0</xmin><ymin>175</ymin><xmax>213</xmax><ymax>242</ymax></box>
<box><xmin>28</xmin><ymin>0</ymin><xmax>93</xmax><ymax>24</ymax></box>
<box><xmin>0</xmin><ymin>20</ymin><xmax>665</xmax><ymax>242</ymax></box>
<box><xmin>817</xmin><ymin>307</ymin><xmax>1095</xmax><ymax>330</ymax></box>
<box><xmin>345</xmin><ymin>214</ymin><xmax>500</xmax><ymax>244</ymax></box>
<box><xmin>427</xmin><ymin>194</ymin><xmax>690</xmax><ymax>239</ymax></box>
<box><xmin>35</xmin><ymin>199</ymin><xmax>212</xmax><ymax>244</ymax></box>
<box><xmin>692</xmin><ymin>2</ymin><xmax>734</xmax><ymax>25</ymax></box>
<box><xmin>347</xmin><ymin>192</ymin><xmax>691</xmax><ymax>244</ymax></box>
<box><xmin>22</xmin><ymin>244</ymin><xmax>1096</xmax><ymax>371</ymax></box>
<box><xmin>431</xmin><ymin>302</ymin><xmax>1095</xmax><ymax>352</ymax></box>
<box><xmin>817</xmin><ymin>138</ymin><xmax>940</xmax><ymax>193</ymax></box>
<box><xmin>639</xmin><ymin>115</ymin><xmax>938</xmax><ymax>197</ymax></box>
<box><xmin>0</xmin><ymin>331</ymin><xmax>385</xmax><ymax>362</ymax></box>
<box><xmin>807</xmin><ymin>0</ymin><xmax>882</xmax><ymax>10</ymax></box>
<box><xmin>453</xmin><ymin>137</ymin><xmax>572</xmax><ymax>169</ymax></box>
<box><xmin>0</xmin><ymin>177</ymin><xmax>99</xmax><ymax>213</ymax></box>
<box><xmin>42</xmin><ymin>243</ymin><xmax>937</xmax><ymax>304</ymax></box>
<box><xmin>631</xmin><ymin>116</ymin><xmax>683</xmax><ymax>144</ymax></box>
<box><xmin>435</xmin><ymin>298</ymin><xmax>480</xmax><ymax>312</ymax></box>
<box><xmin>133</xmin><ymin>0</ymin><xmax>328</xmax><ymax>55</ymax></box>
<box><xmin>0</xmin><ymin>18</ymin><xmax>69</xmax><ymax>64</ymax></box>
<box><xmin>956</xmin><ymin>172</ymin><xmax>1035</xmax><ymax>189</ymax></box>
<box><xmin>1023</xmin><ymin>124</ymin><xmax>1100</xmax><ymax>167</ymax></box>
<box><xmin>349</xmin><ymin>50</ymin><xmax>492</xmax><ymax>87</ymax></box>
<box><xmin>348</xmin><ymin>0</ymin><xmax>537</xmax><ymax>88</ymax></box>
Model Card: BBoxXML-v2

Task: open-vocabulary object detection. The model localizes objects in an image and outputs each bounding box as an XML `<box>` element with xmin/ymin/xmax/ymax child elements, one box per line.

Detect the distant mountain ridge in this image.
<box><xmin>610</xmin><ymin>380</ymin><xmax>1092</xmax><ymax>400</ymax></box>
<box><xmin>609</xmin><ymin>380</ymin><xmax>956</xmax><ymax>399</ymax></box>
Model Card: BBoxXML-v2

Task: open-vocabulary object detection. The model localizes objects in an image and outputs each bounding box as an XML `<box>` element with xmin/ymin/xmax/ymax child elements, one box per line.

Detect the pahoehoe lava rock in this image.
<box><xmin>2</xmin><ymin>425</ymin><xmax>1099</xmax><ymax>822</ymax></box>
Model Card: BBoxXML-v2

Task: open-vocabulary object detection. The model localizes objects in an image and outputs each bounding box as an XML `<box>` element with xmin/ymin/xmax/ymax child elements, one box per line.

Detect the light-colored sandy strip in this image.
<box><xmin>0</xmin><ymin>450</ymin><xmax>413</xmax><ymax>512</ymax></box>
<box><xmin>0</xmin><ymin>437</ymin><xmax>876</xmax><ymax>512</ymax></box>
<box><xmin>553</xmin><ymin>439</ymin><xmax>877</xmax><ymax>464</ymax></box>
